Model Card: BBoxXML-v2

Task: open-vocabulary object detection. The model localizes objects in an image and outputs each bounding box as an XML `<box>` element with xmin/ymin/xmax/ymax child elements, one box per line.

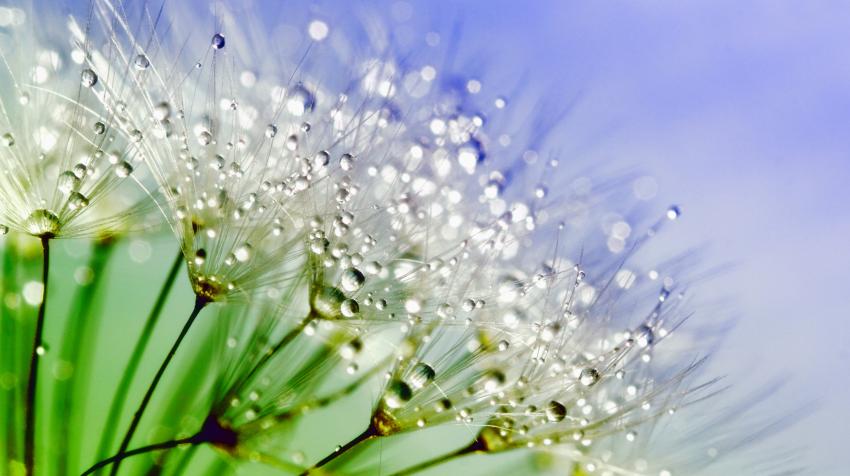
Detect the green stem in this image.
<box><xmin>109</xmin><ymin>294</ymin><xmax>208</xmax><ymax>476</ymax></box>
<box><xmin>24</xmin><ymin>236</ymin><xmax>50</xmax><ymax>476</ymax></box>
<box><xmin>53</xmin><ymin>241</ymin><xmax>115</xmax><ymax>476</ymax></box>
<box><xmin>95</xmin><ymin>251</ymin><xmax>183</xmax><ymax>462</ymax></box>
<box><xmin>304</xmin><ymin>425</ymin><xmax>377</xmax><ymax>474</ymax></box>
<box><xmin>80</xmin><ymin>435</ymin><xmax>199</xmax><ymax>476</ymax></box>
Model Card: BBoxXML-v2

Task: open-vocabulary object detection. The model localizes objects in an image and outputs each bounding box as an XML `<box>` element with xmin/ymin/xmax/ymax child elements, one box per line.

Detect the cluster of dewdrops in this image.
<box><xmin>2</xmin><ymin>6</ymin><xmax>699</xmax><ymax>474</ymax></box>
<box><xmin>62</xmin><ymin>16</ymin><xmax>706</xmax><ymax>475</ymax></box>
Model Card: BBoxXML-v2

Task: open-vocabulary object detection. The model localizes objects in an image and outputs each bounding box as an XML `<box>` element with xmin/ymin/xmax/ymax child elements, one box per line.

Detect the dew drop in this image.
<box><xmin>384</xmin><ymin>380</ymin><xmax>412</xmax><ymax>409</ymax></box>
<box><xmin>234</xmin><ymin>244</ymin><xmax>252</xmax><ymax>262</ymax></box>
<box><xmin>24</xmin><ymin>209</ymin><xmax>60</xmax><ymax>237</ymax></box>
<box><xmin>194</xmin><ymin>249</ymin><xmax>206</xmax><ymax>266</ymax></box>
<box><xmin>211</xmin><ymin>33</ymin><xmax>226</xmax><ymax>49</ymax></box>
<box><xmin>68</xmin><ymin>192</ymin><xmax>89</xmax><ymax>210</ymax></box>
<box><xmin>579</xmin><ymin>367</ymin><xmax>600</xmax><ymax>387</ymax></box>
<box><xmin>153</xmin><ymin>102</ymin><xmax>171</xmax><ymax>121</ymax></box>
<box><xmin>407</xmin><ymin>362</ymin><xmax>436</xmax><ymax>390</ymax></box>
<box><xmin>666</xmin><ymin>205</ymin><xmax>681</xmax><ymax>220</ymax></box>
<box><xmin>198</xmin><ymin>131</ymin><xmax>212</xmax><ymax>146</ymax></box>
<box><xmin>265</xmin><ymin>124</ymin><xmax>277</xmax><ymax>138</ymax></box>
<box><xmin>2</xmin><ymin>133</ymin><xmax>14</xmax><ymax>147</ymax></box>
<box><xmin>340</xmin><ymin>298</ymin><xmax>359</xmax><ymax>318</ymax></box>
<box><xmin>340</xmin><ymin>267</ymin><xmax>365</xmax><ymax>292</ymax></box>
<box><xmin>58</xmin><ymin>171</ymin><xmax>80</xmax><ymax>194</ymax></box>
<box><xmin>93</xmin><ymin>122</ymin><xmax>106</xmax><ymax>135</ymax></box>
<box><xmin>546</xmin><ymin>400</ymin><xmax>567</xmax><ymax>422</ymax></box>
<box><xmin>134</xmin><ymin>54</ymin><xmax>150</xmax><ymax>70</ymax></box>
<box><xmin>115</xmin><ymin>161</ymin><xmax>133</xmax><ymax>177</ymax></box>
<box><xmin>0</xmin><ymin>225</ymin><xmax>8</xmax><ymax>235</ymax></box>
<box><xmin>81</xmin><ymin>69</ymin><xmax>97</xmax><ymax>88</ymax></box>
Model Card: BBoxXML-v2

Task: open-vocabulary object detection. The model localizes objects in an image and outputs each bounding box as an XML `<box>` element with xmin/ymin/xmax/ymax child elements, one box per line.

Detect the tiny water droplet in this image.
<box><xmin>134</xmin><ymin>54</ymin><xmax>150</xmax><ymax>70</ymax></box>
<box><xmin>211</xmin><ymin>33</ymin><xmax>226</xmax><ymax>49</ymax></box>
<box><xmin>81</xmin><ymin>69</ymin><xmax>97</xmax><ymax>88</ymax></box>
<box><xmin>666</xmin><ymin>205</ymin><xmax>681</xmax><ymax>220</ymax></box>
<box><xmin>579</xmin><ymin>367</ymin><xmax>600</xmax><ymax>387</ymax></box>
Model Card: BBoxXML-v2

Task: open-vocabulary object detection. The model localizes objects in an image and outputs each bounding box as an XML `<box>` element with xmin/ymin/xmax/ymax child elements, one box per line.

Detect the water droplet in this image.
<box><xmin>312</xmin><ymin>150</ymin><xmax>330</xmax><ymax>169</ymax></box>
<box><xmin>24</xmin><ymin>209</ymin><xmax>60</xmax><ymax>237</ymax></box>
<box><xmin>234</xmin><ymin>244</ymin><xmax>252</xmax><ymax>262</ymax></box>
<box><xmin>481</xmin><ymin>370</ymin><xmax>505</xmax><ymax>392</ymax></box>
<box><xmin>68</xmin><ymin>192</ymin><xmax>89</xmax><ymax>210</ymax></box>
<box><xmin>340</xmin><ymin>267</ymin><xmax>365</xmax><ymax>292</ymax></box>
<box><xmin>384</xmin><ymin>380</ymin><xmax>412</xmax><ymax>409</ymax></box>
<box><xmin>194</xmin><ymin>249</ymin><xmax>207</xmax><ymax>266</ymax></box>
<box><xmin>666</xmin><ymin>205</ymin><xmax>681</xmax><ymax>220</ymax></box>
<box><xmin>58</xmin><ymin>171</ymin><xmax>80</xmax><ymax>194</ymax></box>
<box><xmin>134</xmin><ymin>54</ymin><xmax>150</xmax><ymax>70</ymax></box>
<box><xmin>198</xmin><ymin>130</ymin><xmax>212</xmax><ymax>146</ymax></box>
<box><xmin>2</xmin><ymin>133</ymin><xmax>14</xmax><ymax>147</ymax></box>
<box><xmin>635</xmin><ymin>324</ymin><xmax>655</xmax><ymax>348</ymax></box>
<box><xmin>81</xmin><ymin>69</ymin><xmax>97</xmax><ymax>88</ymax></box>
<box><xmin>339</xmin><ymin>338</ymin><xmax>362</xmax><ymax>360</ymax></box>
<box><xmin>153</xmin><ymin>102</ymin><xmax>171</xmax><ymax>121</ymax></box>
<box><xmin>115</xmin><ymin>161</ymin><xmax>133</xmax><ymax>177</ymax></box>
<box><xmin>407</xmin><ymin>363</ymin><xmax>436</xmax><ymax>390</ymax></box>
<box><xmin>265</xmin><ymin>124</ymin><xmax>277</xmax><ymax>138</ymax></box>
<box><xmin>339</xmin><ymin>153</ymin><xmax>354</xmax><ymax>171</ymax></box>
<box><xmin>93</xmin><ymin>122</ymin><xmax>106</xmax><ymax>135</ymax></box>
<box><xmin>579</xmin><ymin>367</ymin><xmax>600</xmax><ymax>387</ymax></box>
<box><xmin>546</xmin><ymin>400</ymin><xmax>567</xmax><ymax>422</ymax></box>
<box><xmin>340</xmin><ymin>298</ymin><xmax>359</xmax><ymax>317</ymax></box>
<box><xmin>0</xmin><ymin>225</ymin><xmax>8</xmax><ymax>235</ymax></box>
<box><xmin>211</xmin><ymin>33</ymin><xmax>226</xmax><ymax>49</ymax></box>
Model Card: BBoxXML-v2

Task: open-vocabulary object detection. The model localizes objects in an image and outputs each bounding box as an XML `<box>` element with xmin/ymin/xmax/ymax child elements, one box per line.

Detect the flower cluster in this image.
<box><xmin>0</xmin><ymin>1</ymin><xmax>793</xmax><ymax>476</ymax></box>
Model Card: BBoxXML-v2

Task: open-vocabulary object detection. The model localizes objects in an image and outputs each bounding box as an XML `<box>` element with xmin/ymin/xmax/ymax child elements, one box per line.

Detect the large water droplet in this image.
<box><xmin>68</xmin><ymin>192</ymin><xmax>89</xmax><ymax>210</ymax></box>
<box><xmin>58</xmin><ymin>171</ymin><xmax>80</xmax><ymax>194</ymax></box>
<box><xmin>407</xmin><ymin>363</ymin><xmax>436</xmax><ymax>390</ymax></box>
<box><xmin>546</xmin><ymin>400</ymin><xmax>567</xmax><ymax>422</ymax></box>
<box><xmin>340</xmin><ymin>298</ymin><xmax>359</xmax><ymax>317</ymax></box>
<box><xmin>384</xmin><ymin>380</ymin><xmax>412</xmax><ymax>409</ymax></box>
<box><xmin>340</xmin><ymin>267</ymin><xmax>365</xmax><ymax>292</ymax></box>
<box><xmin>24</xmin><ymin>209</ymin><xmax>60</xmax><ymax>237</ymax></box>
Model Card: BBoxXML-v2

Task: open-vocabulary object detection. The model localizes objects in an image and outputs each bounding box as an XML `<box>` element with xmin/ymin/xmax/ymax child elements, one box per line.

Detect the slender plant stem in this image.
<box><xmin>80</xmin><ymin>435</ymin><xmax>199</xmax><ymax>476</ymax></box>
<box><xmin>304</xmin><ymin>425</ymin><xmax>377</xmax><ymax>474</ymax></box>
<box><xmin>109</xmin><ymin>294</ymin><xmax>208</xmax><ymax>476</ymax></box>
<box><xmin>53</xmin><ymin>241</ymin><xmax>114</xmax><ymax>476</ymax></box>
<box><xmin>95</xmin><ymin>251</ymin><xmax>183</xmax><ymax>462</ymax></box>
<box><xmin>24</xmin><ymin>237</ymin><xmax>50</xmax><ymax>476</ymax></box>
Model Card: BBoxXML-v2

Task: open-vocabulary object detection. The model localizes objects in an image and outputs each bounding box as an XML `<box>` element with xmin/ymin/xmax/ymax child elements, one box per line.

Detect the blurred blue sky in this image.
<box><xmin>445</xmin><ymin>0</ymin><xmax>849</xmax><ymax>472</ymax></box>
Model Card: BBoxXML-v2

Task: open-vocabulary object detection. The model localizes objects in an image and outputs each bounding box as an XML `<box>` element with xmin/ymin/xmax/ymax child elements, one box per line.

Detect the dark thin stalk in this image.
<box><xmin>54</xmin><ymin>241</ymin><xmax>114</xmax><ymax>476</ymax></box>
<box><xmin>109</xmin><ymin>294</ymin><xmax>208</xmax><ymax>476</ymax></box>
<box><xmin>95</xmin><ymin>251</ymin><xmax>183</xmax><ymax>462</ymax></box>
<box><xmin>24</xmin><ymin>236</ymin><xmax>50</xmax><ymax>476</ymax></box>
<box><xmin>80</xmin><ymin>435</ymin><xmax>199</xmax><ymax>476</ymax></box>
<box><xmin>304</xmin><ymin>425</ymin><xmax>377</xmax><ymax>474</ymax></box>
